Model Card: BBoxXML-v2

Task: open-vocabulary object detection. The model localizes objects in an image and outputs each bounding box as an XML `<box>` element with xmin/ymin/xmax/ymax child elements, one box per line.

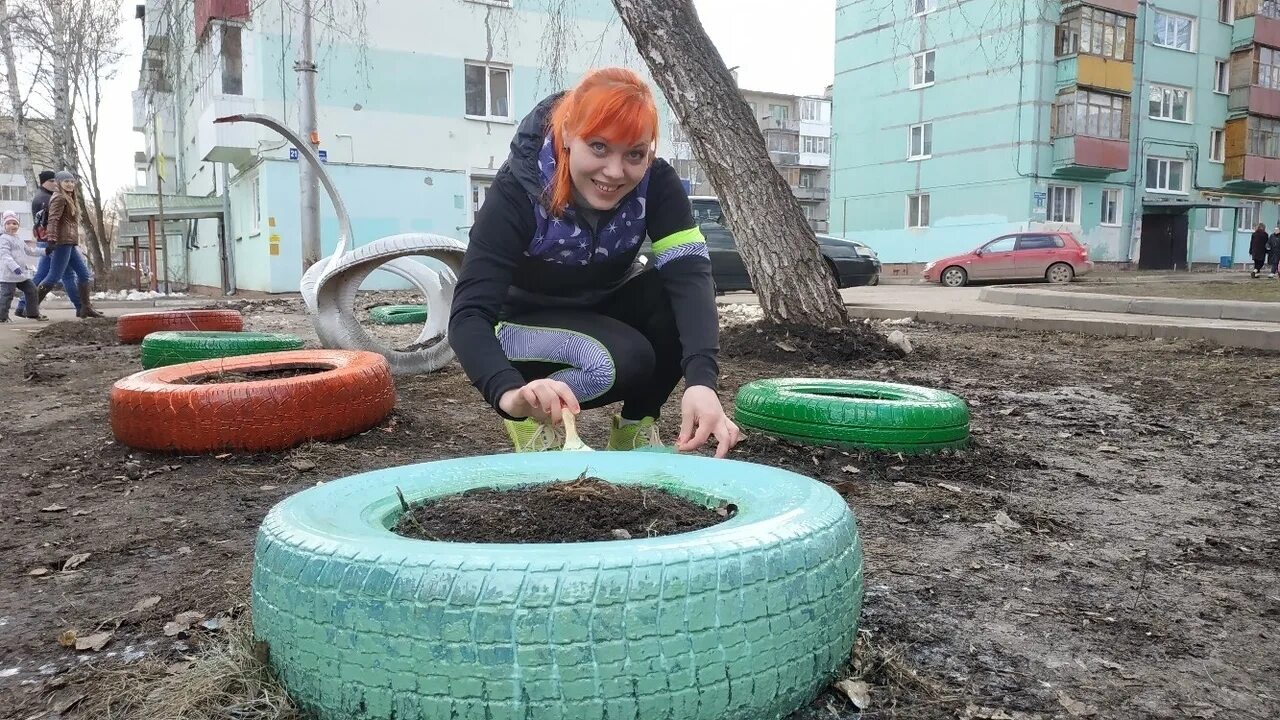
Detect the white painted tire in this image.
<box><xmin>311</xmin><ymin>233</ymin><xmax>465</xmax><ymax>375</ymax></box>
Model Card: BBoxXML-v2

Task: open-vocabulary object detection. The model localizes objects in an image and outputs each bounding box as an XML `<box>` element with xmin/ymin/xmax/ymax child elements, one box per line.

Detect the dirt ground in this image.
<box><xmin>1064</xmin><ymin>279</ymin><xmax>1280</xmax><ymax>303</ymax></box>
<box><xmin>1</xmin><ymin>297</ymin><xmax>1278</xmax><ymax>720</ymax></box>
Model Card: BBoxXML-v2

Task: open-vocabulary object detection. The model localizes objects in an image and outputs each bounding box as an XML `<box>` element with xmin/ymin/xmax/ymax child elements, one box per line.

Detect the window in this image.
<box><xmin>250</xmin><ymin>175</ymin><xmax>261</xmax><ymax>233</ymax></box>
<box><xmin>799</xmin><ymin>170</ymin><xmax>816</xmax><ymax>188</ymax></box>
<box><xmin>0</xmin><ymin>185</ymin><xmax>25</xmax><ymax>201</ymax></box>
<box><xmin>1215</xmin><ymin>60</ymin><xmax>1230</xmax><ymax>93</ymax></box>
<box><xmin>912</xmin><ymin>0</ymin><xmax>936</xmax><ymax>15</ymax></box>
<box><xmin>1149</xmin><ymin>85</ymin><xmax>1190</xmax><ymax>122</ymax></box>
<box><xmin>984</xmin><ymin>236</ymin><xmax>1017</xmax><ymax>253</ymax></box>
<box><xmin>1206</xmin><ymin>198</ymin><xmax>1223</xmax><ymax>230</ymax></box>
<box><xmin>908</xmin><ymin>122</ymin><xmax>933</xmax><ymax>159</ymax></box>
<box><xmin>800</xmin><ymin>98</ymin><xmax>823</xmax><ymax>121</ymax></box>
<box><xmin>1100</xmin><ymin>188</ymin><xmax>1122</xmax><ymax>226</ymax></box>
<box><xmin>1018</xmin><ymin>235</ymin><xmax>1066</xmax><ymax>250</ymax></box>
<box><xmin>470</xmin><ymin>177</ymin><xmax>492</xmax><ymax>220</ymax></box>
<box><xmin>907</xmin><ymin>193</ymin><xmax>929</xmax><ymax>228</ymax></box>
<box><xmin>802</xmin><ymin>135</ymin><xmax>830</xmax><ymax>154</ymax></box>
<box><xmin>1248</xmin><ymin>115</ymin><xmax>1280</xmax><ymax>157</ymax></box>
<box><xmin>769</xmin><ymin>104</ymin><xmax>789</xmax><ymax>123</ymax></box>
<box><xmin>464</xmin><ymin>62</ymin><xmax>511</xmax><ymax>121</ymax></box>
<box><xmin>1153</xmin><ymin>11</ymin><xmax>1195</xmax><ymax>51</ymax></box>
<box><xmin>1146</xmin><ymin>157</ymin><xmax>1186</xmax><ymax>193</ymax></box>
<box><xmin>1239</xmin><ymin>199</ymin><xmax>1262</xmax><ymax>230</ymax></box>
<box><xmin>768</xmin><ymin>132</ymin><xmax>799</xmax><ymax>153</ymax></box>
<box><xmin>1056</xmin><ymin>6</ymin><xmax>1132</xmax><ymax>60</ymax></box>
<box><xmin>1257</xmin><ymin>46</ymin><xmax>1280</xmax><ymax>89</ymax></box>
<box><xmin>219</xmin><ymin>25</ymin><xmax>243</xmax><ymax>95</ymax></box>
<box><xmin>1210</xmin><ymin>129</ymin><xmax>1225</xmax><ymax>163</ymax></box>
<box><xmin>911</xmin><ymin>50</ymin><xmax>935</xmax><ymax>88</ymax></box>
<box><xmin>1221</xmin><ymin>0</ymin><xmax>1235</xmax><ymax>23</ymax></box>
<box><xmin>1047</xmin><ymin>185</ymin><xmax>1077</xmax><ymax>223</ymax></box>
<box><xmin>1052</xmin><ymin>90</ymin><xmax>1130</xmax><ymax>139</ymax></box>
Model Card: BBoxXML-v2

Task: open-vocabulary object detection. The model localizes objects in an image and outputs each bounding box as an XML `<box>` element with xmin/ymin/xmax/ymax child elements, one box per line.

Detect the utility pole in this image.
<box><xmin>296</xmin><ymin>0</ymin><xmax>321</xmax><ymax>273</ymax></box>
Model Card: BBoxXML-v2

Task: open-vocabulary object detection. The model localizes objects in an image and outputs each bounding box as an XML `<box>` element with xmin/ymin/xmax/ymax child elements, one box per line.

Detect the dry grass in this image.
<box><xmin>75</xmin><ymin>616</ymin><xmax>299</xmax><ymax>720</ymax></box>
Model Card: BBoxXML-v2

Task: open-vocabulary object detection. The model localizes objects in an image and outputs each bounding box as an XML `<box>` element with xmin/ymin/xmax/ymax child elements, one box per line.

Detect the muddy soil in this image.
<box><xmin>184</xmin><ymin>367</ymin><xmax>326</xmax><ymax>384</ymax></box>
<box><xmin>392</xmin><ymin>474</ymin><xmax>729</xmax><ymax>543</ymax></box>
<box><xmin>1</xmin><ymin>296</ymin><xmax>1278</xmax><ymax>720</ymax></box>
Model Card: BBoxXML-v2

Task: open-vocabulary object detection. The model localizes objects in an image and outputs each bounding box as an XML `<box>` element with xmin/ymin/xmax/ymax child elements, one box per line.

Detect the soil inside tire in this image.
<box><xmin>721</xmin><ymin>321</ymin><xmax>906</xmax><ymax>365</ymax></box>
<box><xmin>184</xmin><ymin>367</ymin><xmax>327</xmax><ymax>384</ymax></box>
<box><xmin>393</xmin><ymin>474</ymin><xmax>733</xmax><ymax>543</ymax></box>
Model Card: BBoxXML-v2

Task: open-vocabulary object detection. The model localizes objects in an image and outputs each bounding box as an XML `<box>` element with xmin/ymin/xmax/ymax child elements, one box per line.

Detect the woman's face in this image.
<box><xmin>565</xmin><ymin>135</ymin><xmax>652</xmax><ymax>211</ymax></box>
<box><xmin>60</xmin><ymin>180</ymin><xmax>76</xmax><ymax>193</ymax></box>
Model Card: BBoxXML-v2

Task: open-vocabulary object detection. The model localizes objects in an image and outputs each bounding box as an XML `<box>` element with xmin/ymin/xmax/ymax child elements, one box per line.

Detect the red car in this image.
<box><xmin>922</xmin><ymin>231</ymin><xmax>1093</xmax><ymax>287</ymax></box>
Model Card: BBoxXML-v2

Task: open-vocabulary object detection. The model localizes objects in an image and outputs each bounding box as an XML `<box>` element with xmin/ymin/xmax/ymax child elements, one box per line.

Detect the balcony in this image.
<box><xmin>769</xmin><ymin>151</ymin><xmax>800</xmax><ymax>166</ymax></box>
<box><xmin>196</xmin><ymin>0</ymin><xmax>251</xmax><ymax>39</ymax></box>
<box><xmin>1062</xmin><ymin>0</ymin><xmax>1137</xmax><ymax>13</ymax></box>
<box><xmin>1229</xmin><ymin>84</ymin><xmax>1280</xmax><ymax>119</ymax></box>
<box><xmin>1223</xmin><ymin>116</ymin><xmax>1280</xmax><ymax>187</ymax></box>
<box><xmin>1234</xmin><ymin>4</ymin><xmax>1280</xmax><ymax>48</ymax></box>
<box><xmin>1055</xmin><ymin>54</ymin><xmax>1133</xmax><ymax>94</ymax></box>
<box><xmin>1051</xmin><ymin>135</ymin><xmax>1129</xmax><ymax>179</ymax></box>
<box><xmin>792</xmin><ymin>185</ymin><xmax>829</xmax><ymax>201</ymax></box>
<box><xmin>196</xmin><ymin>96</ymin><xmax>258</xmax><ymax>168</ymax></box>
<box><xmin>761</xmin><ymin>117</ymin><xmax>798</xmax><ymax>132</ymax></box>
<box><xmin>808</xmin><ymin>219</ymin><xmax>829</xmax><ymax>233</ymax></box>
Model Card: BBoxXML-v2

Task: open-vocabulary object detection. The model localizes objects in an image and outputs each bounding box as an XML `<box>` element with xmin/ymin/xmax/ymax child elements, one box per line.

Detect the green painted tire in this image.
<box><xmin>252</xmin><ymin>452</ymin><xmax>863</xmax><ymax>720</ymax></box>
<box><xmin>139</xmin><ymin>331</ymin><xmax>306</xmax><ymax>369</ymax></box>
<box><xmin>367</xmin><ymin>304</ymin><xmax>428</xmax><ymax>325</ymax></box>
<box><xmin>734</xmin><ymin>378</ymin><xmax>970</xmax><ymax>453</ymax></box>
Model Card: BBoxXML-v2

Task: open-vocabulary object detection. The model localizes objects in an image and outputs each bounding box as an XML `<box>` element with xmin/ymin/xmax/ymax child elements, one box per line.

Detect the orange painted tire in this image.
<box><xmin>116</xmin><ymin>309</ymin><xmax>244</xmax><ymax>344</ymax></box>
<box><xmin>110</xmin><ymin>350</ymin><xmax>395</xmax><ymax>453</ymax></box>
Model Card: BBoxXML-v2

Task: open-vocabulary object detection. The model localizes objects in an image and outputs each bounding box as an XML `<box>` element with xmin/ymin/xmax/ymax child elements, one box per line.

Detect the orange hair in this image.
<box><xmin>546</xmin><ymin>68</ymin><xmax>659</xmax><ymax>217</ymax></box>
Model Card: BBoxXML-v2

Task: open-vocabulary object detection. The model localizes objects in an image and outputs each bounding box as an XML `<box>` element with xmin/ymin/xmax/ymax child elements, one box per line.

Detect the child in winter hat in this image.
<box><xmin>0</xmin><ymin>211</ymin><xmax>44</xmax><ymax>321</ymax></box>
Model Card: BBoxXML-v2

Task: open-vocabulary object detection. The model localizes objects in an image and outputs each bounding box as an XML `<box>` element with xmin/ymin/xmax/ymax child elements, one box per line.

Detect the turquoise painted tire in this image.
<box><xmin>252</xmin><ymin>452</ymin><xmax>863</xmax><ymax>720</ymax></box>
<box><xmin>139</xmin><ymin>331</ymin><xmax>305</xmax><ymax>369</ymax></box>
<box><xmin>367</xmin><ymin>304</ymin><xmax>428</xmax><ymax>325</ymax></box>
<box><xmin>734</xmin><ymin>378</ymin><xmax>970</xmax><ymax>453</ymax></box>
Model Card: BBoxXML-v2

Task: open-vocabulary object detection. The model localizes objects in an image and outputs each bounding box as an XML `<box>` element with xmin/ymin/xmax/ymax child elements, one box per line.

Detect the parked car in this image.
<box><xmin>922</xmin><ymin>231</ymin><xmax>1093</xmax><ymax>287</ymax></box>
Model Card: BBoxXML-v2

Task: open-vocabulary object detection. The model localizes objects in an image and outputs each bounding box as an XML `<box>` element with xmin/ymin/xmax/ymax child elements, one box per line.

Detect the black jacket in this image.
<box><xmin>449</xmin><ymin>95</ymin><xmax>718</xmax><ymax>413</ymax></box>
<box><xmin>30</xmin><ymin>186</ymin><xmax>52</xmax><ymax>240</ymax></box>
<box><xmin>1251</xmin><ymin>229</ymin><xmax>1269</xmax><ymax>257</ymax></box>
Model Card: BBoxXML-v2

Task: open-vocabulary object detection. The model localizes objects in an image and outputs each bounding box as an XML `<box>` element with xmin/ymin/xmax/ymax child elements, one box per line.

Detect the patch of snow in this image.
<box><xmin>0</xmin><ymin>668</ymin><xmax>19</xmax><ymax>678</ymax></box>
<box><xmin>92</xmin><ymin>290</ymin><xmax>188</xmax><ymax>301</ymax></box>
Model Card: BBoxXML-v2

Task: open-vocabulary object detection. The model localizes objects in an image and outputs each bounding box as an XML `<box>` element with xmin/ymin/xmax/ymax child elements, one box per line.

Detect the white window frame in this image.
<box><xmin>907</xmin><ymin>193</ymin><xmax>929</xmax><ymax>228</ymax></box>
<box><xmin>910</xmin><ymin>50</ymin><xmax>936</xmax><ymax>89</ymax></box>
<box><xmin>1219</xmin><ymin>0</ymin><xmax>1234</xmax><ymax>25</ymax></box>
<box><xmin>1239</xmin><ymin>199</ymin><xmax>1262</xmax><ymax>231</ymax></box>
<box><xmin>1210</xmin><ymin>129</ymin><xmax>1225</xmax><ymax>163</ymax></box>
<box><xmin>1149</xmin><ymin>84</ymin><xmax>1191</xmax><ymax>123</ymax></box>
<box><xmin>1214</xmin><ymin>60</ymin><xmax>1230</xmax><ymax>94</ymax></box>
<box><xmin>908</xmin><ymin>122</ymin><xmax>933</xmax><ymax>160</ymax></box>
<box><xmin>912</xmin><ymin>0</ymin><xmax>936</xmax><ymax>16</ymax></box>
<box><xmin>250</xmin><ymin>175</ymin><xmax>261</xmax><ymax>234</ymax></box>
<box><xmin>1205</xmin><ymin>198</ymin><xmax>1223</xmax><ymax>231</ymax></box>
<box><xmin>1100</xmin><ymin>188</ymin><xmax>1122</xmax><ymax>227</ymax></box>
<box><xmin>1046</xmin><ymin>185</ymin><xmax>1078</xmax><ymax>224</ymax></box>
<box><xmin>1152</xmin><ymin>10</ymin><xmax>1196</xmax><ymax>52</ymax></box>
<box><xmin>464</xmin><ymin>61</ymin><xmax>513</xmax><ymax>122</ymax></box>
<box><xmin>1146</xmin><ymin>156</ymin><xmax>1187</xmax><ymax>194</ymax></box>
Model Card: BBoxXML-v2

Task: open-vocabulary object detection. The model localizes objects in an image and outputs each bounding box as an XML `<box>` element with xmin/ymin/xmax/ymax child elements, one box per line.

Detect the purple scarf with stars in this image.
<box><xmin>528</xmin><ymin>133</ymin><xmax>652</xmax><ymax>266</ymax></box>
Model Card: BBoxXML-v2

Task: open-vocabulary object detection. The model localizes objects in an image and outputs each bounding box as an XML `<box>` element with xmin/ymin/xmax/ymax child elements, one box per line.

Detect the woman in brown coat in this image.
<box><xmin>36</xmin><ymin>171</ymin><xmax>102</xmax><ymax>317</ymax></box>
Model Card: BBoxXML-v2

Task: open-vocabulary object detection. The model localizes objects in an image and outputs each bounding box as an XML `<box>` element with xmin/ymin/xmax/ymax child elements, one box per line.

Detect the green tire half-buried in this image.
<box><xmin>139</xmin><ymin>331</ymin><xmax>305</xmax><ymax>369</ymax></box>
<box><xmin>734</xmin><ymin>378</ymin><xmax>970</xmax><ymax>453</ymax></box>
<box><xmin>252</xmin><ymin>452</ymin><xmax>863</xmax><ymax>720</ymax></box>
<box><xmin>367</xmin><ymin>304</ymin><xmax>429</xmax><ymax>325</ymax></box>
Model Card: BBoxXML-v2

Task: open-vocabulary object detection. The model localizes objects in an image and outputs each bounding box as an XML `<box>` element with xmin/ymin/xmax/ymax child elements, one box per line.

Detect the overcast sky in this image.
<box><xmin>95</xmin><ymin>0</ymin><xmax>835</xmax><ymax>196</ymax></box>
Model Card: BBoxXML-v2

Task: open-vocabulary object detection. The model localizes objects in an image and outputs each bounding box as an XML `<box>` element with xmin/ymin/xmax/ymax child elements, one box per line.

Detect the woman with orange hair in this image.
<box><xmin>449</xmin><ymin>67</ymin><xmax>740</xmax><ymax>457</ymax></box>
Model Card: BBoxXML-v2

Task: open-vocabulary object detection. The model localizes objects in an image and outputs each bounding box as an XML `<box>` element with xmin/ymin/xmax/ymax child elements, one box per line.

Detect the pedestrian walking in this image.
<box><xmin>18</xmin><ymin>170</ymin><xmax>80</xmax><ymax>317</ymax></box>
<box><xmin>1250</xmin><ymin>223</ymin><xmax>1269</xmax><ymax>278</ymax></box>
<box><xmin>1268</xmin><ymin>225</ymin><xmax>1280</xmax><ymax>279</ymax></box>
<box><xmin>34</xmin><ymin>171</ymin><xmax>103</xmax><ymax>318</ymax></box>
<box><xmin>0</xmin><ymin>211</ymin><xmax>44</xmax><ymax>322</ymax></box>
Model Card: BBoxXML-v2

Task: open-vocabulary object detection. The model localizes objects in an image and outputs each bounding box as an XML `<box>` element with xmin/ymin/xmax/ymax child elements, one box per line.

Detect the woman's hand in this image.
<box><xmin>677</xmin><ymin>385</ymin><xmax>741</xmax><ymax>458</ymax></box>
<box><xmin>498</xmin><ymin>379</ymin><xmax>581</xmax><ymax>424</ymax></box>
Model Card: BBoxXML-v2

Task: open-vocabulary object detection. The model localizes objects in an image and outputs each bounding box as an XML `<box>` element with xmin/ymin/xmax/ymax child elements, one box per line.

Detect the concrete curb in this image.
<box><xmin>846</xmin><ymin>305</ymin><xmax>1280</xmax><ymax>351</ymax></box>
<box><xmin>979</xmin><ymin>287</ymin><xmax>1280</xmax><ymax>324</ymax></box>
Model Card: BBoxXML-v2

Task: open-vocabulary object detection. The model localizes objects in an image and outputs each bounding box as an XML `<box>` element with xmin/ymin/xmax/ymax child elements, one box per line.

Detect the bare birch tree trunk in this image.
<box><xmin>611</xmin><ymin>0</ymin><xmax>849</xmax><ymax>328</ymax></box>
<box><xmin>0</xmin><ymin>0</ymin><xmax>35</xmax><ymax>192</ymax></box>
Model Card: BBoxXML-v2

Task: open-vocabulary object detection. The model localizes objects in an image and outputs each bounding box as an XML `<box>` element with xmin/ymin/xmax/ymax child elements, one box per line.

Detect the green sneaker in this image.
<box><xmin>504</xmin><ymin>418</ymin><xmax>563</xmax><ymax>452</ymax></box>
<box><xmin>606</xmin><ymin>415</ymin><xmax>664</xmax><ymax>451</ymax></box>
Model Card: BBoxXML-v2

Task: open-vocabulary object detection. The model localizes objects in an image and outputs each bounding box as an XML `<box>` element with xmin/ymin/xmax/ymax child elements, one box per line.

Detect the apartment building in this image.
<box><xmin>832</xmin><ymin>0</ymin><xmax>1280</xmax><ymax>269</ymax></box>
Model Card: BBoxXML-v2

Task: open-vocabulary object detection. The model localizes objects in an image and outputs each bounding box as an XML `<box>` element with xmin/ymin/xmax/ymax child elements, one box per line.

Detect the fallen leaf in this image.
<box><xmin>71</xmin><ymin>509</ymin><xmax>90</xmax><ymax>517</ymax></box>
<box><xmin>834</xmin><ymin>678</ymin><xmax>871</xmax><ymax>709</ymax></box>
<box><xmin>57</xmin><ymin>629</ymin><xmax>77</xmax><ymax>647</ymax></box>
<box><xmin>29</xmin><ymin>567</ymin><xmax>50</xmax><ymax>577</ymax></box>
<box><xmin>164</xmin><ymin>610</ymin><xmax>207</xmax><ymax>636</ymax></box>
<box><xmin>937</xmin><ymin>483</ymin><xmax>963</xmax><ymax>493</ymax></box>
<box><xmin>840</xmin><ymin>465</ymin><xmax>860</xmax><ymax>474</ymax></box>
<box><xmin>290</xmin><ymin>459</ymin><xmax>317</xmax><ymax>472</ymax></box>
<box><xmin>50</xmin><ymin>689</ymin><xmax>85</xmax><ymax>715</ymax></box>
<box><xmin>259</xmin><ymin>485</ymin><xmax>278</xmax><ymax>491</ymax></box>
<box><xmin>998</xmin><ymin>407</ymin><xmax>1016</xmax><ymax>416</ymax></box>
<box><xmin>1056</xmin><ymin>689</ymin><xmax>1098</xmax><ymax>717</ymax></box>
<box><xmin>994</xmin><ymin>511</ymin><xmax>1022</xmax><ymax>530</ymax></box>
<box><xmin>200</xmin><ymin>617</ymin><xmax>225</xmax><ymax>632</ymax></box>
<box><xmin>890</xmin><ymin>465</ymin><xmax>906</xmax><ymax>472</ymax></box>
<box><xmin>132</xmin><ymin>595</ymin><xmax>161</xmax><ymax>614</ymax></box>
<box><xmin>1097</xmin><ymin>444</ymin><xmax>1120</xmax><ymax>453</ymax></box>
<box><xmin>61</xmin><ymin>553</ymin><xmax>91</xmax><ymax>571</ymax></box>
<box><xmin>774</xmin><ymin>341</ymin><xmax>797</xmax><ymax>353</ymax></box>
<box><xmin>41</xmin><ymin>504</ymin><xmax>68</xmax><ymax>513</ymax></box>
<box><xmin>75</xmin><ymin>631</ymin><xmax>113</xmax><ymax>652</ymax></box>
<box><xmin>176</xmin><ymin>546</ymin><xmax>192</xmax><ymax>555</ymax></box>
<box><xmin>163</xmin><ymin>622</ymin><xmax>185</xmax><ymax>637</ymax></box>
<box><xmin>166</xmin><ymin>661</ymin><xmax>193</xmax><ymax>675</ymax></box>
